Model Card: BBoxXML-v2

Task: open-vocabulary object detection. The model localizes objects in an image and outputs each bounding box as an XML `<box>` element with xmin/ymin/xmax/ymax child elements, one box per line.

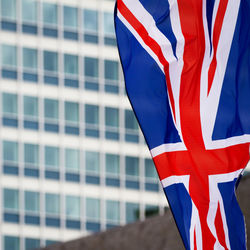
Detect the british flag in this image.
<box><xmin>115</xmin><ymin>0</ymin><xmax>250</xmax><ymax>249</ymax></box>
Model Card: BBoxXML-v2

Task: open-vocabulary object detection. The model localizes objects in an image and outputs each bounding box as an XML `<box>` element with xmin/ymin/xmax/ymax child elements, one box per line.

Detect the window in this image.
<box><xmin>105</xmin><ymin>154</ymin><xmax>119</xmax><ymax>176</ymax></box>
<box><xmin>85</xmin><ymin>151</ymin><xmax>100</xmax><ymax>184</ymax></box>
<box><xmin>64</xmin><ymin>101</ymin><xmax>79</xmax><ymax>135</ymax></box>
<box><xmin>64</xmin><ymin>54</ymin><xmax>79</xmax><ymax>88</ymax></box>
<box><xmin>145</xmin><ymin>204</ymin><xmax>159</xmax><ymax>218</ymax></box>
<box><xmin>85</xmin><ymin>151</ymin><xmax>99</xmax><ymax>175</ymax></box>
<box><xmin>85</xmin><ymin>104</ymin><xmax>99</xmax><ymax>137</ymax></box>
<box><xmin>106</xmin><ymin>200</ymin><xmax>120</xmax><ymax>226</ymax></box>
<box><xmin>22</xmin><ymin>0</ymin><xmax>37</xmax><ymax>23</ymax></box>
<box><xmin>43</xmin><ymin>51</ymin><xmax>58</xmax><ymax>85</ymax></box>
<box><xmin>22</xmin><ymin>0</ymin><xmax>37</xmax><ymax>34</ymax></box>
<box><xmin>24</xmin><ymin>143</ymin><xmax>39</xmax><ymax>166</ymax></box>
<box><xmin>43</xmin><ymin>2</ymin><xmax>57</xmax><ymax>25</ymax></box>
<box><xmin>1</xmin><ymin>0</ymin><xmax>16</xmax><ymax>20</ymax></box>
<box><xmin>3</xmin><ymin>189</ymin><xmax>19</xmax><ymax>211</ymax></box>
<box><xmin>125</xmin><ymin>110</ymin><xmax>139</xmax><ymax>142</ymax></box>
<box><xmin>105</xmin><ymin>107</ymin><xmax>119</xmax><ymax>140</ymax></box>
<box><xmin>104</xmin><ymin>60</ymin><xmax>119</xmax><ymax>93</ymax></box>
<box><xmin>3</xmin><ymin>141</ymin><xmax>18</xmax><ymax>163</ymax></box>
<box><xmin>44</xmin><ymin>98</ymin><xmax>59</xmax><ymax>132</ymax></box>
<box><xmin>23</xmin><ymin>96</ymin><xmax>38</xmax><ymax>129</ymax></box>
<box><xmin>103</xmin><ymin>12</ymin><xmax>116</xmax><ymax>46</ymax></box>
<box><xmin>43</xmin><ymin>2</ymin><xmax>58</xmax><ymax>37</ymax></box>
<box><xmin>2</xmin><ymin>93</ymin><xmax>17</xmax><ymax>116</ymax></box>
<box><xmin>126</xmin><ymin>202</ymin><xmax>140</xmax><ymax>223</ymax></box>
<box><xmin>45</xmin><ymin>193</ymin><xmax>60</xmax><ymax>216</ymax></box>
<box><xmin>1</xmin><ymin>44</ymin><xmax>17</xmax><ymax>79</ymax></box>
<box><xmin>66</xmin><ymin>195</ymin><xmax>80</xmax><ymax>219</ymax></box>
<box><xmin>86</xmin><ymin>197</ymin><xmax>100</xmax><ymax>221</ymax></box>
<box><xmin>22</xmin><ymin>48</ymin><xmax>38</xmax><ymax>82</ymax></box>
<box><xmin>1</xmin><ymin>44</ymin><xmax>17</xmax><ymax>68</ymax></box>
<box><xmin>25</xmin><ymin>191</ymin><xmax>39</xmax><ymax>213</ymax></box>
<box><xmin>65</xmin><ymin>148</ymin><xmax>80</xmax><ymax>172</ymax></box>
<box><xmin>43</xmin><ymin>51</ymin><xmax>58</xmax><ymax>72</ymax></box>
<box><xmin>125</xmin><ymin>156</ymin><xmax>139</xmax><ymax>189</ymax></box>
<box><xmin>45</xmin><ymin>146</ymin><xmax>59</xmax><ymax>169</ymax></box>
<box><xmin>25</xmin><ymin>238</ymin><xmax>40</xmax><ymax>250</ymax></box>
<box><xmin>64</xmin><ymin>54</ymin><xmax>78</xmax><ymax>75</ymax></box>
<box><xmin>83</xmin><ymin>9</ymin><xmax>98</xmax><ymax>43</ymax></box>
<box><xmin>2</xmin><ymin>93</ymin><xmax>18</xmax><ymax>127</ymax></box>
<box><xmin>4</xmin><ymin>236</ymin><xmax>20</xmax><ymax>250</ymax></box>
<box><xmin>84</xmin><ymin>57</ymin><xmax>99</xmax><ymax>90</ymax></box>
<box><xmin>145</xmin><ymin>159</ymin><xmax>159</xmax><ymax>191</ymax></box>
<box><xmin>63</xmin><ymin>6</ymin><xmax>78</xmax><ymax>40</ymax></box>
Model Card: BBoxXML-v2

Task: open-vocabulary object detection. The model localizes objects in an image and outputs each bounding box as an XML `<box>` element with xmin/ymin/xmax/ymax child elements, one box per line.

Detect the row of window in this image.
<box><xmin>3</xmin><ymin>188</ymin><xmax>160</xmax><ymax>231</ymax></box>
<box><xmin>3</xmin><ymin>235</ymin><xmax>58</xmax><ymax>250</ymax></box>
<box><xmin>1</xmin><ymin>0</ymin><xmax>116</xmax><ymax>45</ymax></box>
<box><xmin>2</xmin><ymin>92</ymin><xmax>140</xmax><ymax>142</ymax></box>
<box><xmin>1</xmin><ymin>44</ymin><xmax>121</xmax><ymax>93</ymax></box>
<box><xmin>2</xmin><ymin>140</ymin><xmax>159</xmax><ymax>190</ymax></box>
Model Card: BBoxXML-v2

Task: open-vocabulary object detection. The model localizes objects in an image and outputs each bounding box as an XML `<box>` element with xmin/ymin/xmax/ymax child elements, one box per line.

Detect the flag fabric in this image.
<box><xmin>115</xmin><ymin>0</ymin><xmax>250</xmax><ymax>249</ymax></box>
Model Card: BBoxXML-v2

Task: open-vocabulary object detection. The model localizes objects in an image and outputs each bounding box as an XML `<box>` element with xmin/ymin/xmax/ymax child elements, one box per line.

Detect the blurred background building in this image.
<box><xmin>0</xmin><ymin>0</ymin><xmax>169</xmax><ymax>249</ymax></box>
<box><xmin>0</xmin><ymin>0</ymin><xmax>249</xmax><ymax>250</ymax></box>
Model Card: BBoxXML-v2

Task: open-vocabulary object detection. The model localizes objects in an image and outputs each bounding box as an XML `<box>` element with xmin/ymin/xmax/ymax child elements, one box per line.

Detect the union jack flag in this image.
<box><xmin>115</xmin><ymin>0</ymin><xmax>250</xmax><ymax>249</ymax></box>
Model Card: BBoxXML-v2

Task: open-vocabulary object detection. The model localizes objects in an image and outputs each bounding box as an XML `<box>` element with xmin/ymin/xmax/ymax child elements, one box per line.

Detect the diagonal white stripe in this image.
<box><xmin>122</xmin><ymin>0</ymin><xmax>176</xmax><ymax>64</ymax></box>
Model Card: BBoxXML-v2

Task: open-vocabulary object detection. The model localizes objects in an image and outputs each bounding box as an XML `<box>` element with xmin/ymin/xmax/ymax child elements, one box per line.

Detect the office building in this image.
<box><xmin>0</xmin><ymin>0</ymin><xmax>167</xmax><ymax>249</ymax></box>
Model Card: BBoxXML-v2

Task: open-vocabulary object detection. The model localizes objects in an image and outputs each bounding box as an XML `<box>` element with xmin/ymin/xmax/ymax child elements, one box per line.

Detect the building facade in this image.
<box><xmin>0</xmin><ymin>0</ymin><xmax>169</xmax><ymax>249</ymax></box>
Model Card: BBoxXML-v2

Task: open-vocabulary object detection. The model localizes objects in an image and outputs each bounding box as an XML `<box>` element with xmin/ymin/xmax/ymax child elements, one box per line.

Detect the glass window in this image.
<box><xmin>105</xmin><ymin>154</ymin><xmax>119</xmax><ymax>176</ymax></box>
<box><xmin>3</xmin><ymin>189</ymin><xmax>19</xmax><ymax>211</ymax></box>
<box><xmin>85</xmin><ymin>104</ymin><xmax>99</xmax><ymax>125</ymax></box>
<box><xmin>105</xmin><ymin>107</ymin><xmax>119</xmax><ymax>127</ymax></box>
<box><xmin>24</xmin><ymin>144</ymin><xmax>39</xmax><ymax>166</ymax></box>
<box><xmin>103</xmin><ymin>12</ymin><xmax>115</xmax><ymax>36</ymax></box>
<box><xmin>145</xmin><ymin>204</ymin><xmax>159</xmax><ymax>218</ymax></box>
<box><xmin>65</xmin><ymin>102</ymin><xmax>79</xmax><ymax>123</ymax></box>
<box><xmin>66</xmin><ymin>195</ymin><xmax>80</xmax><ymax>219</ymax></box>
<box><xmin>63</xmin><ymin>6</ymin><xmax>78</xmax><ymax>29</ymax></box>
<box><xmin>86</xmin><ymin>198</ymin><xmax>100</xmax><ymax>221</ymax></box>
<box><xmin>106</xmin><ymin>200</ymin><xmax>120</xmax><ymax>223</ymax></box>
<box><xmin>4</xmin><ymin>236</ymin><xmax>20</xmax><ymax>250</ymax></box>
<box><xmin>43</xmin><ymin>2</ymin><xmax>57</xmax><ymax>25</ymax></box>
<box><xmin>25</xmin><ymin>238</ymin><xmax>40</xmax><ymax>250</ymax></box>
<box><xmin>105</xmin><ymin>60</ymin><xmax>118</xmax><ymax>80</ymax></box>
<box><xmin>126</xmin><ymin>202</ymin><xmax>139</xmax><ymax>223</ymax></box>
<box><xmin>85</xmin><ymin>151</ymin><xmax>99</xmax><ymax>175</ymax></box>
<box><xmin>23</xmin><ymin>96</ymin><xmax>38</xmax><ymax>118</ymax></box>
<box><xmin>3</xmin><ymin>141</ymin><xmax>18</xmax><ymax>163</ymax></box>
<box><xmin>1</xmin><ymin>0</ymin><xmax>16</xmax><ymax>20</ymax></box>
<box><xmin>24</xmin><ymin>191</ymin><xmax>39</xmax><ymax>213</ymax></box>
<box><xmin>2</xmin><ymin>93</ymin><xmax>17</xmax><ymax>115</ymax></box>
<box><xmin>45</xmin><ymin>193</ymin><xmax>60</xmax><ymax>216</ymax></box>
<box><xmin>64</xmin><ymin>54</ymin><xmax>78</xmax><ymax>75</ymax></box>
<box><xmin>44</xmin><ymin>51</ymin><xmax>58</xmax><ymax>72</ymax></box>
<box><xmin>65</xmin><ymin>148</ymin><xmax>79</xmax><ymax>172</ymax></box>
<box><xmin>45</xmin><ymin>146</ymin><xmax>59</xmax><ymax>169</ymax></box>
<box><xmin>83</xmin><ymin>9</ymin><xmax>98</xmax><ymax>32</ymax></box>
<box><xmin>44</xmin><ymin>99</ymin><xmax>58</xmax><ymax>120</ymax></box>
<box><xmin>23</xmin><ymin>48</ymin><xmax>37</xmax><ymax>71</ymax></box>
<box><xmin>125</xmin><ymin>156</ymin><xmax>139</xmax><ymax>177</ymax></box>
<box><xmin>125</xmin><ymin>110</ymin><xmax>138</xmax><ymax>130</ymax></box>
<box><xmin>22</xmin><ymin>0</ymin><xmax>37</xmax><ymax>23</ymax></box>
<box><xmin>84</xmin><ymin>57</ymin><xmax>98</xmax><ymax>77</ymax></box>
<box><xmin>145</xmin><ymin>159</ymin><xmax>158</xmax><ymax>179</ymax></box>
<box><xmin>1</xmin><ymin>45</ymin><xmax>17</xmax><ymax>67</ymax></box>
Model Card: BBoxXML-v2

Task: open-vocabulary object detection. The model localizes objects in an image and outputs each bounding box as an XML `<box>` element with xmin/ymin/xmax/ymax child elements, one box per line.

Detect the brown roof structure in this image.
<box><xmin>41</xmin><ymin>175</ymin><xmax>250</xmax><ymax>250</ymax></box>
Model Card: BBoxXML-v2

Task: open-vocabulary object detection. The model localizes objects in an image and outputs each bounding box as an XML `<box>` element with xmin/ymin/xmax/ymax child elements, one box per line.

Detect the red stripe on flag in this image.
<box><xmin>207</xmin><ymin>0</ymin><xmax>229</xmax><ymax>95</ymax></box>
<box><xmin>117</xmin><ymin>0</ymin><xmax>176</xmax><ymax>120</ymax></box>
